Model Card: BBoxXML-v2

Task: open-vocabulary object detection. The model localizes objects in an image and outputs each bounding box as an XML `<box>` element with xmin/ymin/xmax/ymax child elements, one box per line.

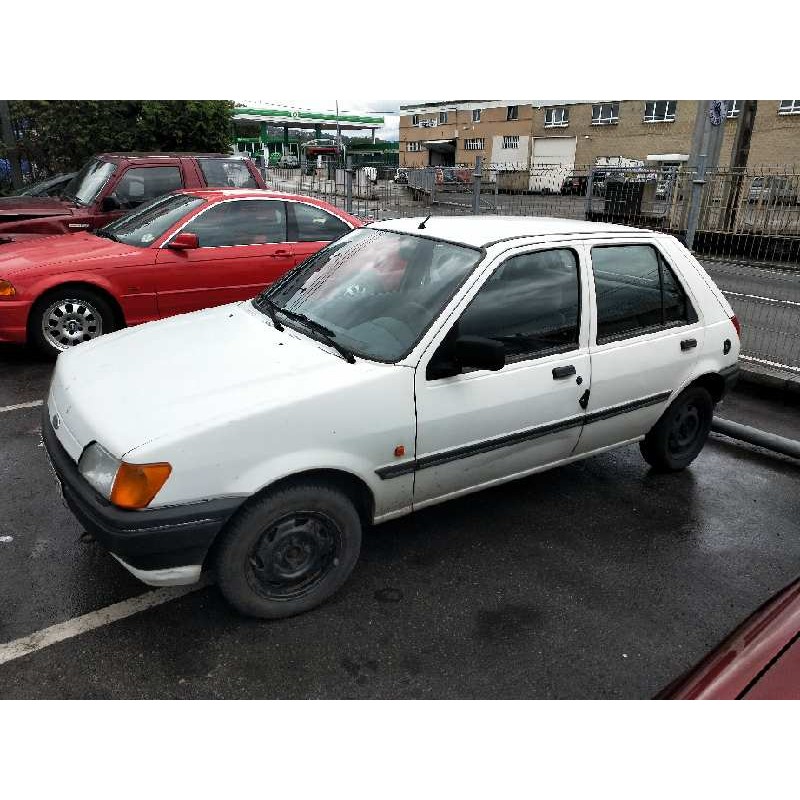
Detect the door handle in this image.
<box><xmin>271</xmin><ymin>248</ymin><xmax>292</xmax><ymax>257</ymax></box>
<box><xmin>680</xmin><ymin>338</ymin><xmax>698</xmax><ymax>351</ymax></box>
<box><xmin>552</xmin><ymin>365</ymin><xmax>576</xmax><ymax>379</ymax></box>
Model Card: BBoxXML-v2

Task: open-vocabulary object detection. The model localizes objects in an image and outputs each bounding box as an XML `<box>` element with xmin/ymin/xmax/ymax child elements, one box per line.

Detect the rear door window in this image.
<box><xmin>591</xmin><ymin>244</ymin><xmax>697</xmax><ymax>342</ymax></box>
<box><xmin>198</xmin><ymin>159</ymin><xmax>258</xmax><ymax>188</ymax></box>
<box><xmin>110</xmin><ymin>166</ymin><xmax>183</xmax><ymax>209</ymax></box>
<box><xmin>287</xmin><ymin>202</ymin><xmax>351</xmax><ymax>242</ymax></box>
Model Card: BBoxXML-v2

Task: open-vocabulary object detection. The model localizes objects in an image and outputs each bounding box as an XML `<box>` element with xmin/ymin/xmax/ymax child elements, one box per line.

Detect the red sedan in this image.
<box><xmin>0</xmin><ymin>189</ymin><xmax>361</xmax><ymax>356</ymax></box>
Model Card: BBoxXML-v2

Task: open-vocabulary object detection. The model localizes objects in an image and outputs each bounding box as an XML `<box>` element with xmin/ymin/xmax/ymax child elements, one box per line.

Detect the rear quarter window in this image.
<box><xmin>198</xmin><ymin>159</ymin><xmax>258</xmax><ymax>189</ymax></box>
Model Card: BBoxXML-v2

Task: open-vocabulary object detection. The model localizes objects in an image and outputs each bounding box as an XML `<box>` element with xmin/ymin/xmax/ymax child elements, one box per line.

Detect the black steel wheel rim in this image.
<box><xmin>668</xmin><ymin>402</ymin><xmax>702</xmax><ymax>456</ymax></box>
<box><xmin>246</xmin><ymin>512</ymin><xmax>342</xmax><ymax>601</ymax></box>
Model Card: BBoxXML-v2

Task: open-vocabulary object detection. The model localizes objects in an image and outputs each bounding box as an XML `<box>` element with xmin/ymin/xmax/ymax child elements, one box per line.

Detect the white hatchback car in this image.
<box><xmin>43</xmin><ymin>217</ymin><xmax>740</xmax><ymax>618</ymax></box>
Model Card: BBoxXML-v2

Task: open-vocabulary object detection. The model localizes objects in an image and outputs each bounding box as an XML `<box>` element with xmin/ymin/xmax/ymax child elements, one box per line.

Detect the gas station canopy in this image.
<box><xmin>232</xmin><ymin>106</ymin><xmax>384</xmax><ymax>131</ymax></box>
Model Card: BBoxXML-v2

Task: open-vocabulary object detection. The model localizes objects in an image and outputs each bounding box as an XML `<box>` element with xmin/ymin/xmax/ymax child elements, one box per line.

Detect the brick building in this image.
<box><xmin>399</xmin><ymin>100</ymin><xmax>800</xmax><ymax>183</ymax></box>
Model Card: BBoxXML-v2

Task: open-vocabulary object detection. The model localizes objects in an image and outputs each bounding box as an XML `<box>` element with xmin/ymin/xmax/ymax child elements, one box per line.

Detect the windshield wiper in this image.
<box><xmin>94</xmin><ymin>229</ymin><xmax>120</xmax><ymax>242</ymax></box>
<box><xmin>275</xmin><ymin>307</ymin><xmax>356</xmax><ymax>364</ymax></box>
<box><xmin>253</xmin><ymin>295</ymin><xmax>284</xmax><ymax>332</ymax></box>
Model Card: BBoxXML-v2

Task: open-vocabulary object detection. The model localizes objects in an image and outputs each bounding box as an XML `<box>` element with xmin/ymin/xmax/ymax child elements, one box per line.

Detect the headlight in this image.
<box><xmin>78</xmin><ymin>442</ymin><xmax>120</xmax><ymax>499</ymax></box>
<box><xmin>78</xmin><ymin>442</ymin><xmax>171</xmax><ymax>509</ymax></box>
<box><xmin>0</xmin><ymin>279</ymin><xmax>16</xmax><ymax>298</ymax></box>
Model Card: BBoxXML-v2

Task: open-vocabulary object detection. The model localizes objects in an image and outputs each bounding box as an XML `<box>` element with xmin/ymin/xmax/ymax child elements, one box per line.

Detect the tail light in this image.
<box><xmin>730</xmin><ymin>314</ymin><xmax>741</xmax><ymax>338</ymax></box>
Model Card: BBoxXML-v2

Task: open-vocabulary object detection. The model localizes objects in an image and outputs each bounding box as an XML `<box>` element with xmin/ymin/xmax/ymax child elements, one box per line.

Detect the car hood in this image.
<box><xmin>0</xmin><ymin>195</ymin><xmax>75</xmax><ymax>218</ymax></box>
<box><xmin>49</xmin><ymin>302</ymin><xmax>394</xmax><ymax>460</ymax></box>
<box><xmin>0</xmin><ymin>232</ymin><xmax>138</xmax><ymax>276</ymax></box>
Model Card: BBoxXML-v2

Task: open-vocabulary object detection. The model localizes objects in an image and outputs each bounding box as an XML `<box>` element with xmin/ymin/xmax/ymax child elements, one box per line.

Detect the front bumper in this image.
<box><xmin>42</xmin><ymin>409</ymin><xmax>242</xmax><ymax>583</ymax></box>
<box><xmin>0</xmin><ymin>299</ymin><xmax>31</xmax><ymax>343</ymax></box>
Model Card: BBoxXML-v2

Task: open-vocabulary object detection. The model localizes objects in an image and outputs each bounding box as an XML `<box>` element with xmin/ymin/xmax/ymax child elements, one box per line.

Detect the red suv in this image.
<box><xmin>0</xmin><ymin>153</ymin><xmax>265</xmax><ymax>237</ymax></box>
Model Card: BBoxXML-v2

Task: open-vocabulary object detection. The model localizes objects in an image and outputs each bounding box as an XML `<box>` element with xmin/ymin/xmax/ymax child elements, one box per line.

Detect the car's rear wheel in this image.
<box><xmin>639</xmin><ymin>386</ymin><xmax>714</xmax><ymax>471</ymax></box>
<box><xmin>30</xmin><ymin>288</ymin><xmax>115</xmax><ymax>358</ymax></box>
<box><xmin>215</xmin><ymin>481</ymin><xmax>362</xmax><ymax>619</ymax></box>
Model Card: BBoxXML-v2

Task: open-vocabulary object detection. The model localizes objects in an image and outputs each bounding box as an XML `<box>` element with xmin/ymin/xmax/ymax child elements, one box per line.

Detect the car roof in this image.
<box><xmin>173</xmin><ymin>187</ymin><xmax>351</xmax><ymax>208</ymax></box>
<box><xmin>97</xmin><ymin>152</ymin><xmax>248</xmax><ymax>162</ymax></box>
<box><xmin>370</xmin><ymin>216</ymin><xmax>652</xmax><ymax>248</ymax></box>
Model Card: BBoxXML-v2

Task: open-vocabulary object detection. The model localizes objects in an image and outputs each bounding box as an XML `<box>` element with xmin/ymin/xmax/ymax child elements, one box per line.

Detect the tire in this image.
<box><xmin>639</xmin><ymin>386</ymin><xmax>714</xmax><ymax>472</ymax></box>
<box><xmin>215</xmin><ymin>481</ymin><xmax>362</xmax><ymax>619</ymax></box>
<box><xmin>30</xmin><ymin>287</ymin><xmax>116</xmax><ymax>358</ymax></box>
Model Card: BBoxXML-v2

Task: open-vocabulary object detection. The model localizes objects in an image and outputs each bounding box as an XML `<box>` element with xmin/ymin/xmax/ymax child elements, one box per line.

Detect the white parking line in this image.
<box><xmin>722</xmin><ymin>290</ymin><xmax>800</xmax><ymax>307</ymax></box>
<box><xmin>0</xmin><ymin>399</ymin><xmax>43</xmax><ymax>414</ymax></box>
<box><xmin>0</xmin><ymin>577</ymin><xmax>212</xmax><ymax>667</ymax></box>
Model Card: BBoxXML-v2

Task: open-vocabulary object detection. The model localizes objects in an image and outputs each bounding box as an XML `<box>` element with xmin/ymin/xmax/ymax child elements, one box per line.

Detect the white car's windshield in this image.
<box><xmin>256</xmin><ymin>228</ymin><xmax>482</xmax><ymax>362</ymax></box>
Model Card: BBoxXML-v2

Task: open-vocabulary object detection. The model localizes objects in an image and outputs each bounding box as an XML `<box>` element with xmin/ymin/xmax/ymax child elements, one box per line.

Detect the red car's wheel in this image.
<box><xmin>30</xmin><ymin>288</ymin><xmax>116</xmax><ymax>358</ymax></box>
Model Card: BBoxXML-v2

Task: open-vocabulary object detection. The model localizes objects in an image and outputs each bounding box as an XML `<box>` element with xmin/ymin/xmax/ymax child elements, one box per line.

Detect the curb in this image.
<box><xmin>738</xmin><ymin>363</ymin><xmax>800</xmax><ymax>397</ymax></box>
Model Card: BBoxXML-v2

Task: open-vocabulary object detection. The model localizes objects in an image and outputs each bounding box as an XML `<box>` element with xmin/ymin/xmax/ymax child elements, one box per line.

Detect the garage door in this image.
<box><xmin>529</xmin><ymin>136</ymin><xmax>577</xmax><ymax>193</ymax></box>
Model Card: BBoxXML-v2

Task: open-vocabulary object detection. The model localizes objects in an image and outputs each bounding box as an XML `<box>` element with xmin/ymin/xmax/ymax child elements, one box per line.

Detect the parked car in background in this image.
<box><xmin>560</xmin><ymin>172</ymin><xmax>588</xmax><ymax>195</ymax></box>
<box><xmin>12</xmin><ymin>172</ymin><xmax>77</xmax><ymax>198</ymax></box>
<box><xmin>659</xmin><ymin>577</ymin><xmax>800</xmax><ymax>699</ymax></box>
<box><xmin>42</xmin><ymin>216</ymin><xmax>739</xmax><ymax>619</ymax></box>
<box><xmin>0</xmin><ymin>188</ymin><xmax>360</xmax><ymax>356</ymax></box>
<box><xmin>747</xmin><ymin>176</ymin><xmax>800</xmax><ymax>206</ymax></box>
<box><xmin>0</xmin><ymin>153</ymin><xmax>265</xmax><ymax>237</ymax></box>
<box><xmin>278</xmin><ymin>154</ymin><xmax>299</xmax><ymax>168</ymax></box>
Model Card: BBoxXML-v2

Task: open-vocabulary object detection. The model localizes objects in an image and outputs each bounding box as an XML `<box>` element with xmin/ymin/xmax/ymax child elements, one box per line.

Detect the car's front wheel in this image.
<box><xmin>215</xmin><ymin>481</ymin><xmax>362</xmax><ymax>619</ymax></box>
<box><xmin>30</xmin><ymin>288</ymin><xmax>115</xmax><ymax>358</ymax></box>
<box><xmin>639</xmin><ymin>386</ymin><xmax>714</xmax><ymax>471</ymax></box>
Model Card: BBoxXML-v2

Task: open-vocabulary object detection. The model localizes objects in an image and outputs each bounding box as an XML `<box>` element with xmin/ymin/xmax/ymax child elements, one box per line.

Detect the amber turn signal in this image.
<box><xmin>110</xmin><ymin>462</ymin><xmax>172</xmax><ymax>509</ymax></box>
<box><xmin>0</xmin><ymin>280</ymin><xmax>16</xmax><ymax>298</ymax></box>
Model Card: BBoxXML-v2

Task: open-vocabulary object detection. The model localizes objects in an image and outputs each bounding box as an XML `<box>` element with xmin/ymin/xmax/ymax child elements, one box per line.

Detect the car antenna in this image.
<box><xmin>418</xmin><ymin>215</ymin><xmax>431</xmax><ymax>230</ymax></box>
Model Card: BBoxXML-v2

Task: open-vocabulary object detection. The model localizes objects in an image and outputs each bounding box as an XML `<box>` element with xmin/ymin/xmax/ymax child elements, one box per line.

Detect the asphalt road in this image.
<box><xmin>1</xmin><ymin>342</ymin><xmax>799</xmax><ymax>699</ymax></box>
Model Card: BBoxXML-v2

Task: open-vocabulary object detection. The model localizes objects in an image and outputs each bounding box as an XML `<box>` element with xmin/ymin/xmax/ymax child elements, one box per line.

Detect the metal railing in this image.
<box><xmin>269</xmin><ymin>159</ymin><xmax>799</xmax><ymax>377</ymax></box>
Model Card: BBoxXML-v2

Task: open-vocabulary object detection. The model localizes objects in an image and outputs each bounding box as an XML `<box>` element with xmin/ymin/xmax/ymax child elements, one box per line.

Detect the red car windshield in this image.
<box><xmin>100</xmin><ymin>193</ymin><xmax>205</xmax><ymax>248</ymax></box>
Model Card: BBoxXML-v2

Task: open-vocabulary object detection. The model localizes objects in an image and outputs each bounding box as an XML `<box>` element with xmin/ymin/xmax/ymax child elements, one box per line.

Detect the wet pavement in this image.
<box><xmin>1</xmin><ymin>342</ymin><xmax>798</xmax><ymax>698</ymax></box>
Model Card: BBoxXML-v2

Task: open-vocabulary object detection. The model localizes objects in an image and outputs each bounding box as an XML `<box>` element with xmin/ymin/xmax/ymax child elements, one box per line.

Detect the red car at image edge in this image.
<box><xmin>658</xmin><ymin>577</ymin><xmax>800</xmax><ymax>699</ymax></box>
<box><xmin>0</xmin><ymin>189</ymin><xmax>362</xmax><ymax>356</ymax></box>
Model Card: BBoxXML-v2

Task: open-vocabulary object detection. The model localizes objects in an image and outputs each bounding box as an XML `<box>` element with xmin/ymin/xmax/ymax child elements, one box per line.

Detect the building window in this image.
<box><xmin>726</xmin><ymin>101</ymin><xmax>740</xmax><ymax>118</ymax></box>
<box><xmin>778</xmin><ymin>100</ymin><xmax>800</xmax><ymax>115</ymax></box>
<box><xmin>545</xmin><ymin>107</ymin><xmax>569</xmax><ymax>127</ymax></box>
<box><xmin>592</xmin><ymin>102</ymin><xmax>620</xmax><ymax>125</ymax></box>
<box><xmin>412</xmin><ymin>114</ymin><xmax>419</xmax><ymax>125</ymax></box>
<box><xmin>472</xmin><ymin>108</ymin><xmax>481</xmax><ymax>123</ymax></box>
<box><xmin>507</xmin><ymin>105</ymin><xmax>519</xmax><ymax>121</ymax></box>
<box><xmin>644</xmin><ymin>101</ymin><xmax>676</xmax><ymax>123</ymax></box>
<box><xmin>464</xmin><ymin>138</ymin><xmax>484</xmax><ymax>151</ymax></box>
<box><xmin>439</xmin><ymin>111</ymin><xmax>448</xmax><ymax>124</ymax></box>
<box><xmin>502</xmin><ymin>136</ymin><xmax>519</xmax><ymax>149</ymax></box>
<box><xmin>407</xmin><ymin>142</ymin><xmax>421</xmax><ymax>152</ymax></box>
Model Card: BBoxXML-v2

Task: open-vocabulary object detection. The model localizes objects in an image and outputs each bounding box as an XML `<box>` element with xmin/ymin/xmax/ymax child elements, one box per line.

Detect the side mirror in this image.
<box><xmin>100</xmin><ymin>196</ymin><xmax>120</xmax><ymax>212</ymax></box>
<box><xmin>454</xmin><ymin>336</ymin><xmax>505</xmax><ymax>372</ymax></box>
<box><xmin>167</xmin><ymin>232</ymin><xmax>199</xmax><ymax>251</ymax></box>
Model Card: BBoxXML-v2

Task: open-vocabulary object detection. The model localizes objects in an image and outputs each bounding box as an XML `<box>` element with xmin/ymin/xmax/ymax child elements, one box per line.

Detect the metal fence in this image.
<box><xmin>265</xmin><ymin>159</ymin><xmax>800</xmax><ymax>377</ymax></box>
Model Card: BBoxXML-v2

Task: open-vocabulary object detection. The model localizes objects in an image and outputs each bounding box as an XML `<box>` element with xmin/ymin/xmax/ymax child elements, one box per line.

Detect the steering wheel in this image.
<box><xmin>398</xmin><ymin>300</ymin><xmax>428</xmax><ymax>323</ymax></box>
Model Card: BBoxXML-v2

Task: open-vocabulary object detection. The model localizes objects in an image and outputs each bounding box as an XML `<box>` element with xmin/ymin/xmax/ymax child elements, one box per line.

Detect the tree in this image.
<box><xmin>8</xmin><ymin>100</ymin><xmax>235</xmax><ymax>174</ymax></box>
